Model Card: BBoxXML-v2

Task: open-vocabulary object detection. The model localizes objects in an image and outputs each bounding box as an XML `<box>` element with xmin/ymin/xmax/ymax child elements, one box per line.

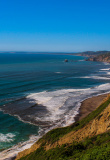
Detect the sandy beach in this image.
<box><xmin>75</xmin><ymin>93</ymin><xmax>108</xmax><ymax>121</ymax></box>
<box><xmin>1</xmin><ymin>93</ymin><xmax>109</xmax><ymax>160</ymax></box>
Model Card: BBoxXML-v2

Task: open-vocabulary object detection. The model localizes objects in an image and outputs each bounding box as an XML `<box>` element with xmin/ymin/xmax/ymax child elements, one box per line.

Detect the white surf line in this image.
<box><xmin>1</xmin><ymin>83</ymin><xmax>110</xmax><ymax>159</ymax></box>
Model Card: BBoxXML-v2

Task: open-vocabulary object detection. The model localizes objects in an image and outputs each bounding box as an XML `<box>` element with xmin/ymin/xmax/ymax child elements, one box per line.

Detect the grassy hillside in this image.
<box><xmin>19</xmin><ymin>131</ymin><xmax>110</xmax><ymax>160</ymax></box>
<box><xmin>76</xmin><ymin>51</ymin><xmax>109</xmax><ymax>57</ymax></box>
<box><xmin>17</xmin><ymin>95</ymin><xmax>110</xmax><ymax>160</ymax></box>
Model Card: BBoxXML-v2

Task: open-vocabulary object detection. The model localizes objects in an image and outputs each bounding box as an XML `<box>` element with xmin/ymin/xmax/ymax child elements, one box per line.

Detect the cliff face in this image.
<box><xmin>16</xmin><ymin>95</ymin><xmax>110</xmax><ymax>160</ymax></box>
<box><xmin>58</xmin><ymin>102</ymin><xmax>110</xmax><ymax>145</ymax></box>
<box><xmin>86</xmin><ymin>52</ymin><xmax>110</xmax><ymax>63</ymax></box>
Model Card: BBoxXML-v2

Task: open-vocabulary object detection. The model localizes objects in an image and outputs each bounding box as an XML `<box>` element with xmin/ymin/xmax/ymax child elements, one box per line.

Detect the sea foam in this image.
<box><xmin>1</xmin><ymin>83</ymin><xmax>110</xmax><ymax>160</ymax></box>
<box><xmin>26</xmin><ymin>83</ymin><xmax>110</xmax><ymax>127</ymax></box>
<box><xmin>0</xmin><ymin>133</ymin><xmax>15</xmax><ymax>143</ymax></box>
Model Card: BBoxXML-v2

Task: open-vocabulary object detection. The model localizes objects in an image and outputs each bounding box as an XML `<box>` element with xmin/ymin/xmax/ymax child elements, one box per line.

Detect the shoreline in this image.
<box><xmin>75</xmin><ymin>93</ymin><xmax>108</xmax><ymax>122</ymax></box>
<box><xmin>1</xmin><ymin>92</ymin><xmax>109</xmax><ymax>160</ymax></box>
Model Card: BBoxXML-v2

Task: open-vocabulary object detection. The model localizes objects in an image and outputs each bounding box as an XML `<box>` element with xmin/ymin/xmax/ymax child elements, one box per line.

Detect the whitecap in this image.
<box><xmin>0</xmin><ymin>134</ymin><xmax>40</xmax><ymax>160</ymax></box>
<box><xmin>100</xmin><ymin>68</ymin><xmax>110</xmax><ymax>71</ymax></box>
<box><xmin>26</xmin><ymin>83</ymin><xmax>110</xmax><ymax>127</ymax></box>
<box><xmin>1</xmin><ymin>83</ymin><xmax>110</xmax><ymax>159</ymax></box>
<box><xmin>103</xmin><ymin>62</ymin><xmax>110</xmax><ymax>65</ymax></box>
<box><xmin>91</xmin><ymin>76</ymin><xmax>110</xmax><ymax>80</ymax></box>
<box><xmin>106</xmin><ymin>72</ymin><xmax>110</xmax><ymax>75</ymax></box>
<box><xmin>0</xmin><ymin>133</ymin><xmax>15</xmax><ymax>143</ymax></box>
<box><xmin>55</xmin><ymin>72</ymin><xmax>61</xmax><ymax>74</ymax></box>
<box><xmin>81</xmin><ymin>75</ymin><xmax>110</xmax><ymax>80</ymax></box>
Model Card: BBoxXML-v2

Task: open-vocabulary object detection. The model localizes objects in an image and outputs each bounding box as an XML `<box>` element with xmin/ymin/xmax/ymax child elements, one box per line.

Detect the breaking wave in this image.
<box><xmin>0</xmin><ymin>133</ymin><xmax>15</xmax><ymax>143</ymax></box>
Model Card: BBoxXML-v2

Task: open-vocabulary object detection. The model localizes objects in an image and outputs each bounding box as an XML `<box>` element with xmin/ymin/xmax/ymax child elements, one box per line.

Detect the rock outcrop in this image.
<box><xmin>64</xmin><ymin>59</ymin><xmax>68</xmax><ymax>62</ymax></box>
<box><xmin>86</xmin><ymin>52</ymin><xmax>110</xmax><ymax>63</ymax></box>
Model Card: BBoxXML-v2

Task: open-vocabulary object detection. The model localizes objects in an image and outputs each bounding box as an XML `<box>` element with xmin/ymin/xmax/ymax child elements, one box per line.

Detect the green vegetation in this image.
<box><xmin>76</xmin><ymin>50</ymin><xmax>110</xmax><ymax>63</ymax></box>
<box><xmin>19</xmin><ymin>98</ymin><xmax>110</xmax><ymax>160</ymax></box>
<box><xmin>77</xmin><ymin>51</ymin><xmax>109</xmax><ymax>56</ymax></box>
<box><xmin>94</xmin><ymin>52</ymin><xmax>110</xmax><ymax>61</ymax></box>
<box><xmin>86</xmin><ymin>51</ymin><xmax>110</xmax><ymax>62</ymax></box>
<box><xmin>38</xmin><ymin>98</ymin><xmax>110</xmax><ymax>144</ymax></box>
<box><xmin>19</xmin><ymin>131</ymin><xmax>110</xmax><ymax>160</ymax></box>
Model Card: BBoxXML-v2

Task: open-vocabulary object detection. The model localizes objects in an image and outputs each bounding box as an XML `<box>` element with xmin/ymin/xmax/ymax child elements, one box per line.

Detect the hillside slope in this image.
<box><xmin>16</xmin><ymin>95</ymin><xmax>110</xmax><ymax>160</ymax></box>
<box><xmin>86</xmin><ymin>52</ymin><xmax>110</xmax><ymax>63</ymax></box>
<box><xmin>77</xmin><ymin>51</ymin><xmax>109</xmax><ymax>57</ymax></box>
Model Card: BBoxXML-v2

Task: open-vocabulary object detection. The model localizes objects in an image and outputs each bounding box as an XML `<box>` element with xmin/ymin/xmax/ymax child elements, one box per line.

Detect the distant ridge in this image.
<box><xmin>76</xmin><ymin>50</ymin><xmax>109</xmax><ymax>56</ymax></box>
<box><xmin>71</xmin><ymin>51</ymin><xmax>110</xmax><ymax>63</ymax></box>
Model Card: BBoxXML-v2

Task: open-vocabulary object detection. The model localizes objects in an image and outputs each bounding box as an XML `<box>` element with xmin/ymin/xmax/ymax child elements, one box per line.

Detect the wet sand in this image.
<box><xmin>1</xmin><ymin>93</ymin><xmax>109</xmax><ymax>160</ymax></box>
<box><xmin>75</xmin><ymin>93</ymin><xmax>108</xmax><ymax>122</ymax></box>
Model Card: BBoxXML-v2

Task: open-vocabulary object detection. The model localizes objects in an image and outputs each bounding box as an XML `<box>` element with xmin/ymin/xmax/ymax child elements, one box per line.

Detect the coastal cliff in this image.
<box><xmin>16</xmin><ymin>94</ymin><xmax>110</xmax><ymax>160</ymax></box>
<box><xmin>76</xmin><ymin>51</ymin><xmax>108</xmax><ymax>57</ymax></box>
<box><xmin>77</xmin><ymin>51</ymin><xmax>110</xmax><ymax>63</ymax></box>
<box><xmin>86</xmin><ymin>52</ymin><xmax>110</xmax><ymax>63</ymax></box>
<box><xmin>73</xmin><ymin>51</ymin><xmax>110</xmax><ymax>63</ymax></box>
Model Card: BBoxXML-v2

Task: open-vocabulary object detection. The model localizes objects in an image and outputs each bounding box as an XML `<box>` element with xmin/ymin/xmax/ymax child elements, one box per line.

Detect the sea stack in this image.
<box><xmin>65</xmin><ymin>59</ymin><xmax>68</xmax><ymax>62</ymax></box>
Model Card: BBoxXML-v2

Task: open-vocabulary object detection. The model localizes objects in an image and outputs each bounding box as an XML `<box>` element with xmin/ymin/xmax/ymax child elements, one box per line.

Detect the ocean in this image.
<box><xmin>0</xmin><ymin>53</ymin><xmax>110</xmax><ymax>158</ymax></box>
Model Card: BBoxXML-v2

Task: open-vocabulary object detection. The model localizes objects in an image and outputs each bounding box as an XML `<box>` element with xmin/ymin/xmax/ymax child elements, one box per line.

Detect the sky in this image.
<box><xmin>0</xmin><ymin>0</ymin><xmax>110</xmax><ymax>52</ymax></box>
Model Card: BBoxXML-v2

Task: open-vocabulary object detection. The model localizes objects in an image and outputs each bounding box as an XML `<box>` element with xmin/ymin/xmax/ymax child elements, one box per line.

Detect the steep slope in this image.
<box><xmin>16</xmin><ymin>95</ymin><xmax>110</xmax><ymax>160</ymax></box>
<box><xmin>86</xmin><ymin>52</ymin><xmax>110</xmax><ymax>63</ymax></box>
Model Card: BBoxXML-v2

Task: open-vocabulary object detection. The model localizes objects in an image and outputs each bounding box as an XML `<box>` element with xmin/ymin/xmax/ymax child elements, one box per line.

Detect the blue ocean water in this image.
<box><xmin>0</xmin><ymin>53</ymin><xmax>110</xmax><ymax>152</ymax></box>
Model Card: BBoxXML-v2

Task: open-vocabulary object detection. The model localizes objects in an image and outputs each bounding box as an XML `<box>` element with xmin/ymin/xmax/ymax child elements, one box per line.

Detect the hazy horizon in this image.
<box><xmin>0</xmin><ymin>50</ymin><xmax>109</xmax><ymax>54</ymax></box>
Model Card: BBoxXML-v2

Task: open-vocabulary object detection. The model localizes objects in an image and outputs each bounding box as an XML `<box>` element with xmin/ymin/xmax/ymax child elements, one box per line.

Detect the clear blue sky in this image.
<box><xmin>0</xmin><ymin>0</ymin><xmax>110</xmax><ymax>52</ymax></box>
